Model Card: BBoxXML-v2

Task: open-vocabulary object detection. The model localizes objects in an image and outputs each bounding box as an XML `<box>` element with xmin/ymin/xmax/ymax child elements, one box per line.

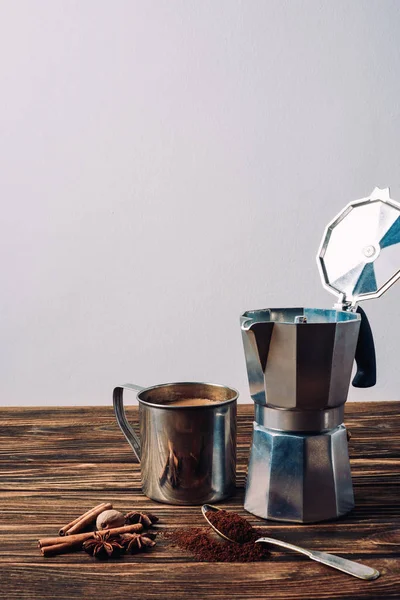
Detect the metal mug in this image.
<box><xmin>113</xmin><ymin>381</ymin><xmax>238</xmax><ymax>505</ymax></box>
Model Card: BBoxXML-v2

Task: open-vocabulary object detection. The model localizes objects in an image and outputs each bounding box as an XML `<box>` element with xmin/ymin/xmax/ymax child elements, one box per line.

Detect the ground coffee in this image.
<box><xmin>206</xmin><ymin>509</ymin><xmax>253</xmax><ymax>543</ymax></box>
<box><xmin>166</xmin><ymin>510</ymin><xmax>269</xmax><ymax>562</ymax></box>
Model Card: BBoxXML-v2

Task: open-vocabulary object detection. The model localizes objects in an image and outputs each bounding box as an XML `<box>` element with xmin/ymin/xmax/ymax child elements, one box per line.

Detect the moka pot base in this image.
<box><xmin>244</xmin><ymin>419</ymin><xmax>354</xmax><ymax>523</ymax></box>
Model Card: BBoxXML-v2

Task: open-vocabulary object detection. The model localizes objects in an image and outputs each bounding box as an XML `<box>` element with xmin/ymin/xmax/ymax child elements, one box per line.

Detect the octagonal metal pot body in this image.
<box><xmin>241</xmin><ymin>308</ymin><xmax>361</xmax><ymax>411</ymax></box>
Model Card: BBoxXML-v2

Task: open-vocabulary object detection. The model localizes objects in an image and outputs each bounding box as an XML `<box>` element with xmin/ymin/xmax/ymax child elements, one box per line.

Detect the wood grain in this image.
<box><xmin>0</xmin><ymin>402</ymin><xmax>399</xmax><ymax>599</ymax></box>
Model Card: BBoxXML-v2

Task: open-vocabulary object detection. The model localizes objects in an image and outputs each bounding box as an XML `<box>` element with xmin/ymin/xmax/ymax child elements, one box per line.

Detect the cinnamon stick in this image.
<box><xmin>39</xmin><ymin>523</ymin><xmax>144</xmax><ymax>553</ymax></box>
<box><xmin>59</xmin><ymin>502</ymin><xmax>110</xmax><ymax>536</ymax></box>
<box><xmin>59</xmin><ymin>502</ymin><xmax>112</xmax><ymax>536</ymax></box>
<box><xmin>41</xmin><ymin>540</ymin><xmax>84</xmax><ymax>557</ymax></box>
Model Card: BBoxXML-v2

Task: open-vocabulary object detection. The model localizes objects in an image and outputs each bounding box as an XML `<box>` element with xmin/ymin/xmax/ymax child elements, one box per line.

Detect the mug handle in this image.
<box><xmin>113</xmin><ymin>384</ymin><xmax>144</xmax><ymax>462</ymax></box>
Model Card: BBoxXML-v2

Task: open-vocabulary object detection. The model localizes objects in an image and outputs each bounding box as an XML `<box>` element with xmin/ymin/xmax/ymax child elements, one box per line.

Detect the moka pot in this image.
<box><xmin>241</xmin><ymin>188</ymin><xmax>400</xmax><ymax>522</ymax></box>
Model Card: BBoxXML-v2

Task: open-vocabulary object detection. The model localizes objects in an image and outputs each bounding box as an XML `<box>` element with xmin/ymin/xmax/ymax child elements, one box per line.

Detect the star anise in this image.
<box><xmin>83</xmin><ymin>530</ymin><xmax>125</xmax><ymax>560</ymax></box>
<box><xmin>125</xmin><ymin>511</ymin><xmax>159</xmax><ymax>528</ymax></box>
<box><xmin>121</xmin><ymin>532</ymin><xmax>156</xmax><ymax>554</ymax></box>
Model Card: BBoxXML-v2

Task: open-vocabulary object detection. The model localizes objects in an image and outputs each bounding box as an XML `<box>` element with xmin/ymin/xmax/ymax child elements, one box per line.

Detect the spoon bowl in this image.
<box><xmin>201</xmin><ymin>504</ymin><xmax>236</xmax><ymax>542</ymax></box>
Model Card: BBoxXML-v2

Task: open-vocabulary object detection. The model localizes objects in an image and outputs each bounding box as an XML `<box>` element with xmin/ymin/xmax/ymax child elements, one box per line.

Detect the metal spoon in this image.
<box><xmin>201</xmin><ymin>505</ymin><xmax>380</xmax><ymax>581</ymax></box>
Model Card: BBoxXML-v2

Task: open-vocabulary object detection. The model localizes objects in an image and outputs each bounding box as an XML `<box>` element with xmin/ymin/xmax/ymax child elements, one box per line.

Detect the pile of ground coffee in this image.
<box><xmin>167</xmin><ymin>527</ymin><xmax>268</xmax><ymax>562</ymax></box>
<box><xmin>166</xmin><ymin>510</ymin><xmax>269</xmax><ymax>562</ymax></box>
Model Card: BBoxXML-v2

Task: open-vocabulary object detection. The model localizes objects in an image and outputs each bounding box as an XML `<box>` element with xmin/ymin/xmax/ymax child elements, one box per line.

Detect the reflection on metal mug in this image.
<box><xmin>113</xmin><ymin>381</ymin><xmax>238</xmax><ymax>505</ymax></box>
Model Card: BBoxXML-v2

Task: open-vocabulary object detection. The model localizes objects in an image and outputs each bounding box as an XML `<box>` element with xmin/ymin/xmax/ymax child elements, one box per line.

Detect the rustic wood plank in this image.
<box><xmin>0</xmin><ymin>402</ymin><xmax>399</xmax><ymax>599</ymax></box>
<box><xmin>1</xmin><ymin>560</ymin><xmax>399</xmax><ymax>600</ymax></box>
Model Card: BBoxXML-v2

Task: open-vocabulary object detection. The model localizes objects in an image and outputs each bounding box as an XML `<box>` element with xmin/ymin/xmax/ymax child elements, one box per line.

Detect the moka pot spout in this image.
<box><xmin>240</xmin><ymin>310</ymin><xmax>275</xmax><ymax>406</ymax></box>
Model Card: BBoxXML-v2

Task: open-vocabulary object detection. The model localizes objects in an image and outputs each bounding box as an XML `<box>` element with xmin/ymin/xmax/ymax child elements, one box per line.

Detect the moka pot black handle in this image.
<box><xmin>352</xmin><ymin>305</ymin><xmax>377</xmax><ymax>388</ymax></box>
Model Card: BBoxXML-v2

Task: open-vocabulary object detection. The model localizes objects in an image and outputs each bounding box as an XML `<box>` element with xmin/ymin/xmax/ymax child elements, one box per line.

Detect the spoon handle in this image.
<box><xmin>310</xmin><ymin>551</ymin><xmax>380</xmax><ymax>581</ymax></box>
<box><xmin>255</xmin><ymin>538</ymin><xmax>380</xmax><ymax>580</ymax></box>
<box><xmin>255</xmin><ymin>537</ymin><xmax>313</xmax><ymax>557</ymax></box>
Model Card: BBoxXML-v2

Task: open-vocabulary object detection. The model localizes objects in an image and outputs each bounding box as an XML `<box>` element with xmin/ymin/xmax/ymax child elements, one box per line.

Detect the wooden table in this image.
<box><xmin>1</xmin><ymin>402</ymin><xmax>399</xmax><ymax>599</ymax></box>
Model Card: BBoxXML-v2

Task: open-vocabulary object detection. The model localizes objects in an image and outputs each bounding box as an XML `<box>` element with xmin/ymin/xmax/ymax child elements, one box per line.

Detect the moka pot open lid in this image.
<box><xmin>318</xmin><ymin>187</ymin><xmax>400</xmax><ymax>309</ymax></box>
<box><xmin>317</xmin><ymin>187</ymin><xmax>400</xmax><ymax>389</ymax></box>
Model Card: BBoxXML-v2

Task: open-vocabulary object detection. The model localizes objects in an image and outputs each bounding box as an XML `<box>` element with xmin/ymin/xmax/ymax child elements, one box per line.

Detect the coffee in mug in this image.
<box><xmin>163</xmin><ymin>398</ymin><xmax>219</xmax><ymax>407</ymax></box>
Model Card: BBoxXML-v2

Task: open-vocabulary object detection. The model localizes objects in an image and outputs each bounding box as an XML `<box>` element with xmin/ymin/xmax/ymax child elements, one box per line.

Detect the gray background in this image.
<box><xmin>1</xmin><ymin>0</ymin><xmax>400</xmax><ymax>405</ymax></box>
